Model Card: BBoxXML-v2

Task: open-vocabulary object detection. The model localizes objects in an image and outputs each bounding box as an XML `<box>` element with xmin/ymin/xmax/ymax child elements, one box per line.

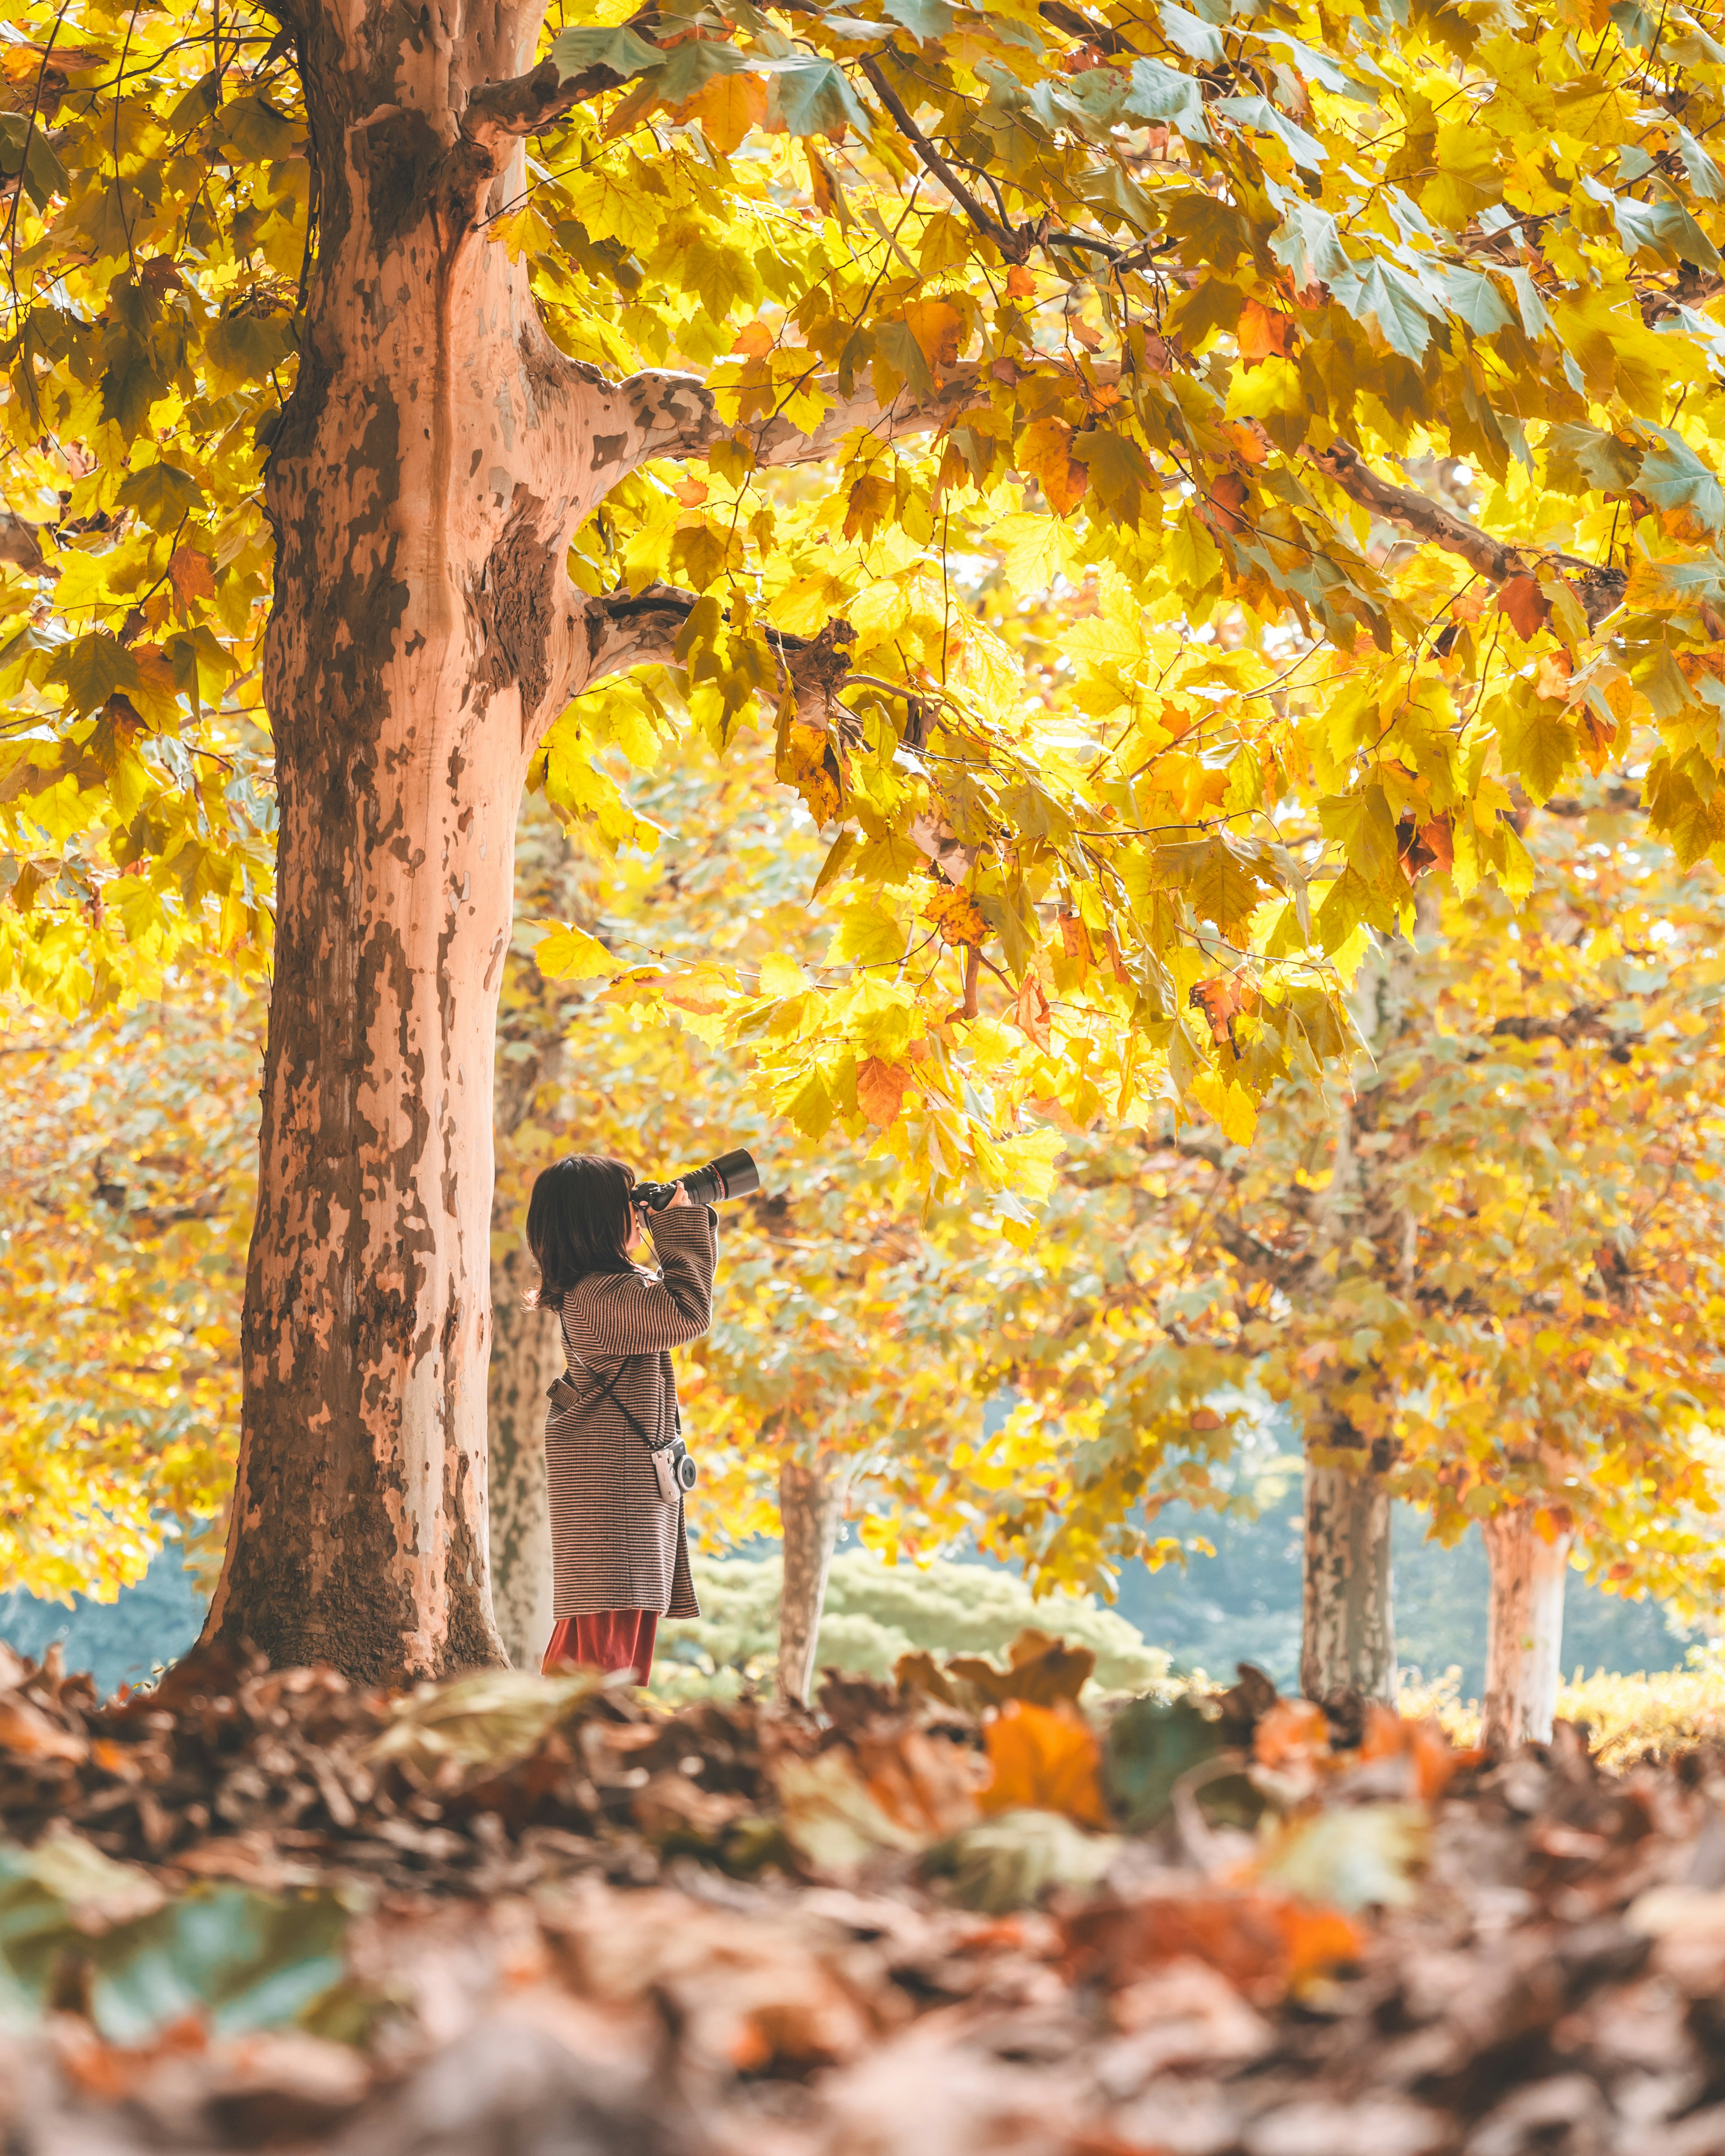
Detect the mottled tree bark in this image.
<box><xmin>196</xmin><ymin>0</ymin><xmax>977</xmax><ymax>1683</ymax></box>
<box><xmin>1300</xmin><ymin>1441</ymin><xmax>1396</xmax><ymax>1704</ymax></box>
<box><xmin>777</xmin><ymin>1453</ymin><xmax>849</xmax><ymax>1707</ymax></box>
<box><xmin>1482</xmin><ymin>1506</ymin><xmax>1570</xmax><ymax>1750</ymax></box>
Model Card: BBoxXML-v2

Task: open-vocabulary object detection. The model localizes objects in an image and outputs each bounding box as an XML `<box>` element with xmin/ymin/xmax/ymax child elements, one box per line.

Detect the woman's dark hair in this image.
<box><xmin>526</xmin><ymin>1155</ymin><xmax>638</xmax><ymax>1310</ymax></box>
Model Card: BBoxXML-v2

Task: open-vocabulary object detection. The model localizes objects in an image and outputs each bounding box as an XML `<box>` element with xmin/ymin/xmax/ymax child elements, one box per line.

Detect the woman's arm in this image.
<box><xmin>570</xmin><ymin>1204</ymin><xmax>718</xmax><ymax>1355</ymax></box>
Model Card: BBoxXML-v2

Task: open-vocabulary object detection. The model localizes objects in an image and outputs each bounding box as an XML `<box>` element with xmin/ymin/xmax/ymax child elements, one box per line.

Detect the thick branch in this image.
<box><xmin>449</xmin><ymin>48</ymin><xmax>657</xmax><ymax>199</ymax></box>
<box><xmin>617</xmin><ymin>359</ymin><xmax>991</xmax><ymax>472</ymax></box>
<box><xmin>1308</xmin><ymin>441</ymin><xmax>1514</xmax><ymax>582</ymax></box>
<box><xmin>559</xmin><ymin>582</ymin><xmax>854</xmax><ymax>712</ymax></box>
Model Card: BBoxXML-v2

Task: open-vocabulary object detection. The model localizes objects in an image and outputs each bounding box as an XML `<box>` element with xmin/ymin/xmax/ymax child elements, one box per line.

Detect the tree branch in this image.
<box><xmin>1307</xmin><ymin>441</ymin><xmax>1514</xmax><ymax>582</ymax></box>
<box><xmin>447</xmin><ymin>45</ymin><xmax>659</xmax><ymax>200</ymax></box>
<box><xmin>858</xmin><ymin>56</ymin><xmax>1034</xmax><ymax>264</ymax></box>
<box><xmin>610</xmin><ymin>359</ymin><xmax>991</xmax><ymax>474</ymax></box>
<box><xmin>1307</xmin><ymin>442</ymin><xmax>1629</xmax><ymax>621</ymax></box>
<box><xmin>557</xmin><ymin>582</ymin><xmax>854</xmax><ymax>716</ymax></box>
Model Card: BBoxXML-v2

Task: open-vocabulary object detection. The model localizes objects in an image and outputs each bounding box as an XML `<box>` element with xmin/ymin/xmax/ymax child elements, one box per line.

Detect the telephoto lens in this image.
<box><xmin>634</xmin><ymin>1148</ymin><xmax>761</xmax><ymax>1212</ymax></box>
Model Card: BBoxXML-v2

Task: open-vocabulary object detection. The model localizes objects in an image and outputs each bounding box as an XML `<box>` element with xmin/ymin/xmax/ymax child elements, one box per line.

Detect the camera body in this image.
<box><xmin>634</xmin><ymin>1147</ymin><xmax>761</xmax><ymax>1213</ymax></box>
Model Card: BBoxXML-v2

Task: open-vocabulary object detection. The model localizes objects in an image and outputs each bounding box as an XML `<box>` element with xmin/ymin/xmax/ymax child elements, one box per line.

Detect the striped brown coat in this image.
<box><xmin>543</xmin><ymin>1204</ymin><xmax>717</xmax><ymax>1620</ymax></box>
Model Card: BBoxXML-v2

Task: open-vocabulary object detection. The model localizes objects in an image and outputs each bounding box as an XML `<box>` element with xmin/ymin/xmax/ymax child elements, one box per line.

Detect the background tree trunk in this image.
<box><xmin>486</xmin><ymin>806</ymin><xmax>580</xmax><ymax>1669</ymax></box>
<box><xmin>778</xmin><ymin>1452</ymin><xmax>849</xmax><ymax>1707</ymax></box>
<box><xmin>1482</xmin><ymin>1507</ymin><xmax>1571</xmax><ymax>1749</ymax></box>
<box><xmin>1301</xmin><ymin>1443</ymin><xmax>1396</xmax><ymax>1704</ymax></box>
<box><xmin>486</xmin><ymin>1245</ymin><xmax>558</xmax><ymax>1669</ymax></box>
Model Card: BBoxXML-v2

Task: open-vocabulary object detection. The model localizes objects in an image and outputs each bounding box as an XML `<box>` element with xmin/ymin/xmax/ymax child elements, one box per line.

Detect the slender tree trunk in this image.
<box><xmin>1482</xmin><ymin>1507</ymin><xmax>1570</xmax><ymax>1750</ymax></box>
<box><xmin>777</xmin><ymin>1453</ymin><xmax>848</xmax><ymax>1707</ymax></box>
<box><xmin>486</xmin><ymin>1244</ymin><xmax>557</xmax><ymax>1669</ymax></box>
<box><xmin>486</xmin><ymin>806</ymin><xmax>578</xmax><ymax>1669</ymax></box>
<box><xmin>1300</xmin><ymin>1444</ymin><xmax>1396</xmax><ymax>1704</ymax></box>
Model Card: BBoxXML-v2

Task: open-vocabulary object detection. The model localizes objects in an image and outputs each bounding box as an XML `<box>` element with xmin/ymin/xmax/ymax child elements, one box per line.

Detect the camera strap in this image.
<box><xmin>548</xmin><ymin>1348</ymin><xmax>687</xmax><ymax>1466</ymax></box>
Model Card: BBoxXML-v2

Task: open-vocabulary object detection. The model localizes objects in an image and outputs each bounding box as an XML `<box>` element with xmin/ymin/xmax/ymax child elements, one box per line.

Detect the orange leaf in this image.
<box><xmin>1006</xmin><ymin>265</ymin><xmax>1037</xmax><ymax>299</ymax></box>
<box><xmin>1200</xmin><ymin>472</ymin><xmax>1250</xmax><ymax>536</ymax></box>
<box><xmin>855</xmin><ymin>1055</ymin><xmax>910</xmax><ymax>1127</ymax></box>
<box><xmin>904</xmin><ymin>298</ymin><xmax>965</xmax><ymax>378</ymax></box>
<box><xmin>1253</xmin><ymin>1698</ymin><xmax>1331</xmax><ymax>1771</ymax></box>
<box><xmin>1497</xmin><ymin>573</ymin><xmax>1550</xmax><ymax>640</ymax></box>
<box><xmin>980</xmin><ymin>1699</ymin><xmax>1109</xmax><ymax>1827</ymax></box>
<box><xmin>1058</xmin><ymin>912</ymin><xmax>1091</xmax><ymax>963</ymax></box>
<box><xmin>922</xmin><ymin>881</ymin><xmax>986</xmax><ymax>947</ymax></box>
<box><xmin>1019</xmin><ymin>415</ymin><xmax>1089</xmax><ymax>516</ymax></box>
<box><xmin>1014</xmin><ymin>971</ymin><xmax>1052</xmax><ymax>1051</ymax></box>
<box><xmin>1272</xmin><ymin>1899</ymin><xmax>1365</xmax><ymax>1985</ymax></box>
<box><xmin>654</xmin><ymin>970</ymin><xmax>733</xmax><ymax>1016</ymax></box>
<box><xmin>681</xmin><ymin>68</ymin><xmax>767</xmax><ymax>156</ymax></box>
<box><xmin>1237</xmin><ymin>300</ymin><xmax>1298</xmax><ymax>362</ymax></box>
<box><xmin>168</xmin><ymin>545</ymin><xmax>215</xmax><ymax>611</ymax></box>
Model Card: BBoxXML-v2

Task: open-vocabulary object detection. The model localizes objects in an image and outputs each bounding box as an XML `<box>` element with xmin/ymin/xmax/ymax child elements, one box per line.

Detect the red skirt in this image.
<box><xmin>542</xmin><ymin>1609</ymin><xmax>659</xmax><ymax>1684</ymax></box>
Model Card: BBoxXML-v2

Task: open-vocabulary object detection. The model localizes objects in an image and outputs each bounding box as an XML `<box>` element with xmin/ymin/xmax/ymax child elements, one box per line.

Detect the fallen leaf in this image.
<box><xmin>979</xmin><ymin>1700</ymin><xmax>1109</xmax><ymax>1828</ymax></box>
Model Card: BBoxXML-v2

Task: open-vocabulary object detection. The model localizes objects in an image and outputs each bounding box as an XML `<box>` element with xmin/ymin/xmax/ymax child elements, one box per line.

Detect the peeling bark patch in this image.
<box><xmin>352</xmin><ymin>104</ymin><xmax>447</xmax><ymax>258</ymax></box>
<box><xmin>624</xmin><ymin>370</ymin><xmax>716</xmax><ymax>439</ymax></box>
<box><xmin>469</xmin><ymin>488</ymin><xmax>556</xmax><ymax>721</ymax></box>
<box><xmin>589</xmin><ymin>433</ymin><xmax>626</xmax><ymax>470</ymax></box>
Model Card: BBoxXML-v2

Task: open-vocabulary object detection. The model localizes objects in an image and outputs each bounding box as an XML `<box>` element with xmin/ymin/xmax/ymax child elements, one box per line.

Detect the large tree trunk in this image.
<box><xmin>1482</xmin><ymin>1507</ymin><xmax>1570</xmax><ymax>1750</ymax></box>
<box><xmin>1300</xmin><ymin>1443</ymin><xmax>1396</xmax><ymax>1705</ymax></box>
<box><xmin>198</xmin><ymin>0</ymin><xmax>707</xmax><ymax>1682</ymax></box>
<box><xmin>777</xmin><ymin>1454</ymin><xmax>849</xmax><ymax>1707</ymax></box>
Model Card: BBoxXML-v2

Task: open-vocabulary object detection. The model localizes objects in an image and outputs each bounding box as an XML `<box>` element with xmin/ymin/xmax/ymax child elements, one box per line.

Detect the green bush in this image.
<box><xmin>653</xmin><ymin>1551</ymin><xmax>1173</xmax><ymax>1703</ymax></box>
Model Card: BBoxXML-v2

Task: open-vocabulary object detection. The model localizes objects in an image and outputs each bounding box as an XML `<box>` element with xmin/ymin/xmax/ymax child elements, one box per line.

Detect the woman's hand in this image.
<box><xmin>666</xmin><ymin>1181</ymin><xmax>691</xmax><ymax>1208</ymax></box>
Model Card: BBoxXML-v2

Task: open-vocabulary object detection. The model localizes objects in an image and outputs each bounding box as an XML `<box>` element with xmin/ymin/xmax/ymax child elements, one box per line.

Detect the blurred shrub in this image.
<box><xmin>1397</xmin><ymin>1653</ymin><xmax>1725</xmax><ymax>1765</ymax></box>
<box><xmin>653</xmin><ymin>1551</ymin><xmax>1173</xmax><ymax>1704</ymax></box>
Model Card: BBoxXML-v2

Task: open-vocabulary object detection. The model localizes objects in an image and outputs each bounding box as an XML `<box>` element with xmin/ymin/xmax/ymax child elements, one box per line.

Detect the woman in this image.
<box><xmin>525</xmin><ymin>1153</ymin><xmax>717</xmax><ymax>1683</ymax></box>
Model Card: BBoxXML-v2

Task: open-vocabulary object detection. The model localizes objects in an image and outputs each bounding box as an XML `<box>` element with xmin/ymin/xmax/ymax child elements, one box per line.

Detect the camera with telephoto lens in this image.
<box><xmin>633</xmin><ymin>1148</ymin><xmax>760</xmax><ymax>1213</ymax></box>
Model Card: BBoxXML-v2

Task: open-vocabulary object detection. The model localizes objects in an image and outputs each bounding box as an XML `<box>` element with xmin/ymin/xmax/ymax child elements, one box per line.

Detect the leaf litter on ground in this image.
<box><xmin>2</xmin><ymin>1630</ymin><xmax>1725</xmax><ymax>2152</ymax></box>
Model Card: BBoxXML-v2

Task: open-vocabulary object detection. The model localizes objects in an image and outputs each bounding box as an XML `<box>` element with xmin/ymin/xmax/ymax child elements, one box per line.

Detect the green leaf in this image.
<box><xmin>1437</xmin><ymin>265</ymin><xmax>1512</xmax><ymax>336</ymax></box>
<box><xmin>1638</xmin><ymin>430</ymin><xmax>1725</xmax><ymax>532</ymax></box>
<box><xmin>1270</xmin><ymin>200</ymin><xmax>1348</xmax><ymax>289</ymax></box>
<box><xmin>548</xmin><ymin>25</ymin><xmax>665</xmax><ymax>82</ymax></box>
<box><xmin>1544</xmin><ymin>423</ymin><xmax>1642</xmax><ymax>497</ymax></box>
<box><xmin>1679</xmin><ymin>128</ymin><xmax>1725</xmax><ymax>200</ymax></box>
<box><xmin>100</xmin><ymin>348</ymin><xmax>167</xmax><ymax>433</ymax></box>
<box><xmin>1070</xmin><ymin>430</ymin><xmax>1149</xmax><ymax>524</ymax></box>
<box><xmin>203</xmin><ymin>313</ymin><xmax>291</xmax><ymax>395</ymax></box>
<box><xmin>881</xmin><ymin>0</ymin><xmax>961</xmax><ymax>39</ymax></box>
<box><xmin>770</xmin><ymin>58</ymin><xmax>874</xmax><ymax>140</ymax></box>
<box><xmin>117</xmin><ymin>462</ymin><xmax>208</xmax><ymax>532</ymax></box>
<box><xmin>1212</xmin><ymin>91</ymin><xmax>1326</xmax><ymax>166</ymax></box>
<box><xmin>651</xmin><ymin>37</ymin><xmax>750</xmax><ymax>105</ymax></box>
<box><xmin>1329</xmin><ymin>259</ymin><xmax>1440</xmax><ymax>362</ymax></box>
<box><xmin>53</xmin><ymin>635</ymin><xmax>144</xmax><ymax>719</ymax></box>
<box><xmin>1159</xmin><ymin>2</ymin><xmax>1225</xmax><ymax>60</ymax></box>
<box><xmin>1123</xmin><ymin>58</ymin><xmax>1212</xmax><ymax>142</ymax></box>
